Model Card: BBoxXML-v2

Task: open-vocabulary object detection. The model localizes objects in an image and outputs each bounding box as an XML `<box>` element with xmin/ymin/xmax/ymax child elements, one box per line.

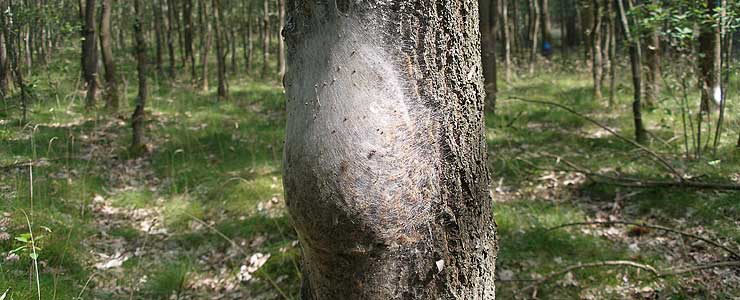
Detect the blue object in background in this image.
<box><xmin>543</xmin><ymin>41</ymin><xmax>553</xmax><ymax>57</ymax></box>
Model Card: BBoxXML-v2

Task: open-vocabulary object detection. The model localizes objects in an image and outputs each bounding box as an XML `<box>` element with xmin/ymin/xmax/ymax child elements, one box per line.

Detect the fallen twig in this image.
<box><xmin>186</xmin><ymin>213</ymin><xmax>294</xmax><ymax>300</ymax></box>
<box><xmin>519</xmin><ymin>259</ymin><xmax>740</xmax><ymax>294</ymax></box>
<box><xmin>0</xmin><ymin>157</ymin><xmax>80</xmax><ymax>171</ymax></box>
<box><xmin>505</xmin><ymin>96</ymin><xmax>685</xmax><ymax>181</ymax></box>
<box><xmin>521</xmin><ymin>260</ymin><xmax>659</xmax><ymax>292</ymax></box>
<box><xmin>548</xmin><ymin>221</ymin><xmax>740</xmax><ymax>260</ymax></box>
<box><xmin>662</xmin><ymin>261</ymin><xmax>740</xmax><ymax>276</ymax></box>
<box><xmin>540</xmin><ymin>153</ymin><xmax>740</xmax><ymax>191</ymax></box>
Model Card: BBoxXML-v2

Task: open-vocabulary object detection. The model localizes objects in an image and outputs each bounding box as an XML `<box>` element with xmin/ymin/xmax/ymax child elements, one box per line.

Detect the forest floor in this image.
<box><xmin>1</xmin><ymin>49</ymin><xmax>739</xmax><ymax>300</ymax></box>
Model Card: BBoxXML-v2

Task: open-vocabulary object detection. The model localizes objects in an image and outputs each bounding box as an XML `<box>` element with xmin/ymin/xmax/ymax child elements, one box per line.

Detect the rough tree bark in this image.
<box><xmin>99</xmin><ymin>0</ymin><xmax>119</xmax><ymax>112</ymax></box>
<box><xmin>131</xmin><ymin>0</ymin><xmax>148</xmax><ymax>153</ymax></box>
<box><xmin>283</xmin><ymin>1</ymin><xmax>498</xmax><ymax>299</ymax></box>
<box><xmin>82</xmin><ymin>0</ymin><xmax>98</xmax><ymax>108</ymax></box>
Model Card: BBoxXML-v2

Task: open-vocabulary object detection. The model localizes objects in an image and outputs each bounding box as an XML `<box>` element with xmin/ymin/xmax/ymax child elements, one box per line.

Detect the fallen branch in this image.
<box><xmin>519</xmin><ymin>259</ymin><xmax>740</xmax><ymax>294</ymax></box>
<box><xmin>662</xmin><ymin>261</ymin><xmax>740</xmax><ymax>276</ymax></box>
<box><xmin>505</xmin><ymin>96</ymin><xmax>685</xmax><ymax>181</ymax></box>
<box><xmin>540</xmin><ymin>153</ymin><xmax>740</xmax><ymax>191</ymax></box>
<box><xmin>186</xmin><ymin>213</ymin><xmax>294</xmax><ymax>300</ymax></box>
<box><xmin>0</xmin><ymin>158</ymin><xmax>77</xmax><ymax>171</ymax></box>
<box><xmin>548</xmin><ymin>221</ymin><xmax>740</xmax><ymax>260</ymax></box>
<box><xmin>521</xmin><ymin>260</ymin><xmax>659</xmax><ymax>292</ymax></box>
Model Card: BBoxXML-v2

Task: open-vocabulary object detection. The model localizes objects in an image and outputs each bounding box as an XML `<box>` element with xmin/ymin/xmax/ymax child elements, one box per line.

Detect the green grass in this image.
<box><xmin>490</xmin><ymin>58</ymin><xmax>740</xmax><ymax>298</ymax></box>
<box><xmin>1</xmin><ymin>46</ymin><xmax>739</xmax><ymax>299</ymax></box>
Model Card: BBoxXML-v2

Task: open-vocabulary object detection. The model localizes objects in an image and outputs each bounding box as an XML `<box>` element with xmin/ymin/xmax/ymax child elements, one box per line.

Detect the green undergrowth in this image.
<box><xmin>1</xmin><ymin>47</ymin><xmax>739</xmax><ymax>299</ymax></box>
<box><xmin>491</xmin><ymin>62</ymin><xmax>740</xmax><ymax>299</ymax></box>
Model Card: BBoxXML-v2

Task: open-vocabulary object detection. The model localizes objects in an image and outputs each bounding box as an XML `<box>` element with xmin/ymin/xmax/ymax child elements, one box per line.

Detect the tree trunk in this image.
<box><xmin>645</xmin><ymin>0</ymin><xmax>661</xmax><ymax>107</ymax></box>
<box><xmin>153</xmin><ymin>0</ymin><xmax>165</xmax><ymax>76</ymax></box>
<box><xmin>617</xmin><ymin>0</ymin><xmax>646</xmax><ymax>143</ymax></box>
<box><xmin>607</xmin><ymin>0</ymin><xmax>617</xmax><ymax>107</ymax></box>
<box><xmin>698</xmin><ymin>0</ymin><xmax>721</xmax><ymax>113</ymax></box>
<box><xmin>166</xmin><ymin>0</ymin><xmax>176</xmax><ymax>77</ymax></box>
<box><xmin>131</xmin><ymin>0</ymin><xmax>148</xmax><ymax>153</ymax></box>
<box><xmin>117</xmin><ymin>11</ymin><xmax>126</xmax><ymax>51</ymax></box>
<box><xmin>245</xmin><ymin>12</ymin><xmax>254</xmax><ymax>74</ymax></box>
<box><xmin>170</xmin><ymin>0</ymin><xmax>185</xmax><ymax>68</ymax></box>
<box><xmin>5</xmin><ymin>0</ymin><xmax>27</xmax><ymax>123</ymax></box>
<box><xmin>277</xmin><ymin>0</ymin><xmax>285</xmax><ymax>80</ymax></box>
<box><xmin>591</xmin><ymin>0</ymin><xmax>602</xmax><ymax>100</ymax></box>
<box><xmin>0</xmin><ymin>19</ymin><xmax>8</xmax><ymax>100</ymax></box>
<box><xmin>212</xmin><ymin>0</ymin><xmax>227</xmax><ymax>99</ymax></box>
<box><xmin>22</xmin><ymin>27</ymin><xmax>30</xmax><ymax>79</ymax></box>
<box><xmin>99</xmin><ymin>0</ymin><xmax>118</xmax><ymax>112</ymax></box>
<box><xmin>528</xmin><ymin>0</ymin><xmax>540</xmax><ymax>75</ymax></box>
<box><xmin>501</xmin><ymin>0</ymin><xmax>511</xmax><ymax>83</ymax></box>
<box><xmin>230</xmin><ymin>28</ymin><xmax>237</xmax><ymax>74</ymax></box>
<box><xmin>481</xmin><ymin>0</ymin><xmax>498</xmax><ymax>113</ymax></box>
<box><xmin>82</xmin><ymin>0</ymin><xmax>98</xmax><ymax>108</ymax></box>
<box><xmin>580</xmin><ymin>0</ymin><xmax>594</xmax><ymax>62</ymax></box>
<box><xmin>199</xmin><ymin>0</ymin><xmax>211</xmax><ymax>91</ymax></box>
<box><xmin>540</xmin><ymin>0</ymin><xmax>552</xmax><ymax>60</ymax></box>
<box><xmin>262</xmin><ymin>0</ymin><xmax>269</xmax><ymax>78</ymax></box>
<box><xmin>183</xmin><ymin>0</ymin><xmax>196</xmax><ymax>81</ymax></box>
<box><xmin>243</xmin><ymin>8</ymin><xmax>253</xmax><ymax>74</ymax></box>
<box><xmin>283</xmin><ymin>1</ymin><xmax>498</xmax><ymax>299</ymax></box>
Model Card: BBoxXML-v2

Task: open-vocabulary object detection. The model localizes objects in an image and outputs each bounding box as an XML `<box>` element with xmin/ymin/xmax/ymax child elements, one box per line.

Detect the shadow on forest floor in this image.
<box><xmin>1</xmin><ymin>50</ymin><xmax>740</xmax><ymax>299</ymax></box>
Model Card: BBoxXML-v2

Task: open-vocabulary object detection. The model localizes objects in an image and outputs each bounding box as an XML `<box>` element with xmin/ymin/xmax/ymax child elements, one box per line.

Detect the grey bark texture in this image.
<box><xmin>282</xmin><ymin>1</ymin><xmax>498</xmax><ymax>299</ymax></box>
